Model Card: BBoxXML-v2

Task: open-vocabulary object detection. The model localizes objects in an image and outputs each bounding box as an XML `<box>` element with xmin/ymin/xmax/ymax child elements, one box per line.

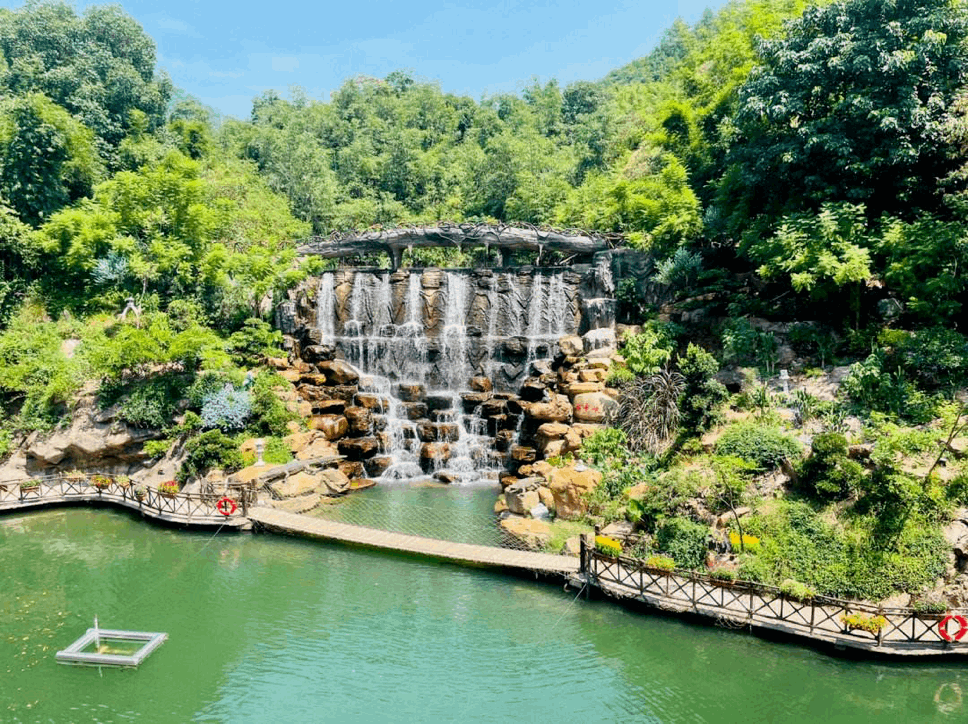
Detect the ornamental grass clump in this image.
<box><xmin>595</xmin><ymin>535</ymin><xmax>623</xmax><ymax>557</ymax></box>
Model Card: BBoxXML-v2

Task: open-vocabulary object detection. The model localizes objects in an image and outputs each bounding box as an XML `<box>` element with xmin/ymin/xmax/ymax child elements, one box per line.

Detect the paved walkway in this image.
<box><xmin>247</xmin><ymin>506</ymin><xmax>579</xmax><ymax>574</ymax></box>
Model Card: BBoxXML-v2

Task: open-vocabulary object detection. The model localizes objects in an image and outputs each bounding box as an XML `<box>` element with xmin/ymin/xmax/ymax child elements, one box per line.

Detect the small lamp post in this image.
<box><xmin>779</xmin><ymin>369</ymin><xmax>790</xmax><ymax>395</ymax></box>
<box><xmin>255</xmin><ymin>438</ymin><xmax>266</xmax><ymax>467</ymax></box>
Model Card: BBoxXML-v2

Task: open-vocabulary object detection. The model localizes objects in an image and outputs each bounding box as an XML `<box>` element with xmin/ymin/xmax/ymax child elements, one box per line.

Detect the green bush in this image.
<box><xmin>246</xmin><ymin>370</ymin><xmax>298</xmax><ymax>436</ymax></box>
<box><xmin>779</xmin><ymin>579</ymin><xmax>816</xmax><ymax>601</ymax></box>
<box><xmin>619</xmin><ymin>324</ymin><xmax>675</xmax><ymax>376</ymax></box>
<box><xmin>714</xmin><ymin>423</ymin><xmax>801</xmax><ymax>470</ymax></box>
<box><xmin>177</xmin><ymin>430</ymin><xmax>245</xmax><ymax>483</ymax></box>
<box><xmin>99</xmin><ymin>373</ymin><xmax>187</xmax><ymax>429</ymax></box>
<box><xmin>143</xmin><ymin>439</ymin><xmax>172</xmax><ymax>459</ymax></box>
<box><xmin>227</xmin><ymin>318</ymin><xmax>285</xmax><ymax>367</ymax></box>
<box><xmin>655</xmin><ymin>516</ymin><xmax>708</xmax><ymax>570</ymax></box>
<box><xmin>710</xmin><ymin>568</ymin><xmax>737</xmax><ymax>582</ymax></box>
<box><xmin>677</xmin><ymin>343</ymin><xmax>728</xmax><ymax>432</ymax></box>
<box><xmin>580</xmin><ymin>427</ymin><xmax>629</xmax><ymax>467</ymax></box>
<box><xmin>798</xmin><ymin>432</ymin><xmax>865</xmax><ymax>501</ymax></box>
<box><xmin>738</xmin><ymin>500</ymin><xmax>947</xmax><ymax>600</ymax></box>
<box><xmin>841</xmin><ymin>351</ymin><xmax>938</xmax><ymax>423</ymax></box>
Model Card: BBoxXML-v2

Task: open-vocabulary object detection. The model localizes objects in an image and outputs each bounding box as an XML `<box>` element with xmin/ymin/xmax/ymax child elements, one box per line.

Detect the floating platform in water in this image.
<box><xmin>56</xmin><ymin>628</ymin><xmax>167</xmax><ymax>667</ymax></box>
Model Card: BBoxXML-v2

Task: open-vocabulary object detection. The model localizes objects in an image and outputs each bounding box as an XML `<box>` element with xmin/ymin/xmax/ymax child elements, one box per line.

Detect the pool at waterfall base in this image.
<box><xmin>3</xmin><ymin>504</ymin><xmax>968</xmax><ymax>723</ymax></box>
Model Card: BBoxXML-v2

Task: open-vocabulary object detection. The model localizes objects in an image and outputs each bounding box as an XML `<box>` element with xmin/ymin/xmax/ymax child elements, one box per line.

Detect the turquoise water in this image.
<box><xmin>2</xmin><ymin>504</ymin><xmax>967</xmax><ymax>723</ymax></box>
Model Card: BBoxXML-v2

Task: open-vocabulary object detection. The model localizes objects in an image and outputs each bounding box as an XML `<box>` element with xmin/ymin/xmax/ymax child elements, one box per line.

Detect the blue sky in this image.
<box><xmin>2</xmin><ymin>0</ymin><xmax>723</xmax><ymax>119</ymax></box>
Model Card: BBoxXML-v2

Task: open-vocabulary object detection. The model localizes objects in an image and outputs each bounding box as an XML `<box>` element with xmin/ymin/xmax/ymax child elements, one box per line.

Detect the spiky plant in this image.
<box><xmin>618</xmin><ymin>368</ymin><xmax>685</xmax><ymax>453</ymax></box>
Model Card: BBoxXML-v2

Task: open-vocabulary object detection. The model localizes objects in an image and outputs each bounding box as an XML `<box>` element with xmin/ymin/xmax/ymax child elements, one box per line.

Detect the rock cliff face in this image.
<box><xmin>0</xmin><ymin>395</ymin><xmax>165</xmax><ymax>481</ymax></box>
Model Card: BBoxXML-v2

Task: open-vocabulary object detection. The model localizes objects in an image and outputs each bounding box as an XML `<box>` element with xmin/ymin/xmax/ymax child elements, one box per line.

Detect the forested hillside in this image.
<box><xmin>1</xmin><ymin>0</ymin><xmax>967</xmax><ymax>605</ymax></box>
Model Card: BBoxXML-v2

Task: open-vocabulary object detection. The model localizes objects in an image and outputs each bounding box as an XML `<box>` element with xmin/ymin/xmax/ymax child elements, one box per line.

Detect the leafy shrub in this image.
<box><xmin>677</xmin><ymin>343</ymin><xmax>728</xmax><ymax>432</ymax></box>
<box><xmin>143</xmin><ymin>439</ymin><xmax>172</xmax><ymax>459</ymax></box>
<box><xmin>201</xmin><ymin>384</ymin><xmax>252</xmax><ymax>431</ymax></box>
<box><xmin>655</xmin><ymin>517</ymin><xmax>708</xmax><ymax>570</ymax></box>
<box><xmin>100</xmin><ymin>374</ymin><xmax>187</xmax><ymax>429</ymax></box>
<box><xmin>580</xmin><ymin>428</ymin><xmax>629</xmax><ymax>467</ymax></box>
<box><xmin>779</xmin><ymin>579</ymin><xmax>815</xmax><ymax>601</ymax></box>
<box><xmin>187</xmin><ymin>371</ymin><xmax>243</xmax><ymax>410</ymax></box>
<box><xmin>619</xmin><ymin>324</ymin><xmax>675</xmax><ymax>376</ymax></box>
<box><xmin>798</xmin><ymin>432</ymin><xmax>864</xmax><ymax>501</ymax></box>
<box><xmin>738</xmin><ymin>500</ymin><xmax>947</xmax><ymax>600</ymax></box>
<box><xmin>841</xmin><ymin>351</ymin><xmax>938</xmax><ymax>423</ymax></box>
<box><xmin>627</xmin><ymin>466</ymin><xmax>701</xmax><ymax>533</ymax></box>
<box><xmin>714</xmin><ymin>423</ymin><xmax>801</xmax><ymax>470</ymax></box>
<box><xmin>911</xmin><ymin>596</ymin><xmax>947</xmax><ymax>615</ymax></box>
<box><xmin>246</xmin><ymin>370</ymin><xmax>298</xmax><ymax>437</ymax></box>
<box><xmin>710</xmin><ymin>568</ymin><xmax>737</xmax><ymax>582</ymax></box>
<box><xmin>177</xmin><ymin>430</ymin><xmax>245</xmax><ymax>482</ymax></box>
<box><xmin>227</xmin><ymin>318</ymin><xmax>285</xmax><ymax>367</ymax></box>
<box><xmin>645</xmin><ymin>555</ymin><xmax>676</xmax><ymax>572</ymax></box>
<box><xmin>729</xmin><ymin>532</ymin><xmax>761</xmax><ymax>554</ymax></box>
<box><xmin>241</xmin><ymin>436</ymin><xmax>293</xmax><ymax>466</ymax></box>
<box><xmin>892</xmin><ymin>327</ymin><xmax>968</xmax><ymax>391</ymax></box>
<box><xmin>605</xmin><ymin>364</ymin><xmax>635</xmax><ymax>385</ymax></box>
<box><xmin>595</xmin><ymin>535</ymin><xmax>623</xmax><ymax>557</ymax></box>
<box><xmin>721</xmin><ymin>319</ymin><xmax>778</xmax><ymax>374</ymax></box>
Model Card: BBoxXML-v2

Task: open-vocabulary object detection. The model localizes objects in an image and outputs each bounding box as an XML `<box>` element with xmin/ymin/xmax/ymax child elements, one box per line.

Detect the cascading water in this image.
<box><xmin>316</xmin><ymin>268</ymin><xmax>580</xmax><ymax>485</ymax></box>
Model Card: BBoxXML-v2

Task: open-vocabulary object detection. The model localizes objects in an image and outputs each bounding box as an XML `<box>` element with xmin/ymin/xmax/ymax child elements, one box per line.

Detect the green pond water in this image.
<box><xmin>2</xmin><ymin>493</ymin><xmax>968</xmax><ymax>723</ymax></box>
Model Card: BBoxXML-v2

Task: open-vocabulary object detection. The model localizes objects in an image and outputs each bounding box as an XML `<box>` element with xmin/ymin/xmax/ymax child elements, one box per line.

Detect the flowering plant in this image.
<box><xmin>158</xmin><ymin>481</ymin><xmax>180</xmax><ymax>496</ymax></box>
<box><xmin>91</xmin><ymin>474</ymin><xmax>112</xmax><ymax>489</ymax></box>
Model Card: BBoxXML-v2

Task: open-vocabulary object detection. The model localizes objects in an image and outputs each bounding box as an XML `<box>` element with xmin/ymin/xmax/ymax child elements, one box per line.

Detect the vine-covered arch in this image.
<box><xmin>295</xmin><ymin>222</ymin><xmax>621</xmax><ymax>270</ymax></box>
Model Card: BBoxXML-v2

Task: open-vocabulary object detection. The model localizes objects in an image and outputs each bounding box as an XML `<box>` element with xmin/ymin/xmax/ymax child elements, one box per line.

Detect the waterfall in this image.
<box><xmin>317</xmin><ymin>273</ymin><xmax>335</xmax><ymax>341</ymax></box>
<box><xmin>314</xmin><ymin>268</ymin><xmax>586</xmax><ymax>486</ymax></box>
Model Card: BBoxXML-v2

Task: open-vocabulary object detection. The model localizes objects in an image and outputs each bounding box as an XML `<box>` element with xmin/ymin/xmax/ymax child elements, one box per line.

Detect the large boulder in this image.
<box><xmin>318</xmin><ymin>467</ymin><xmax>351</xmax><ymax>494</ymax></box>
<box><xmin>270</xmin><ymin>471</ymin><xmax>320</xmax><ymax>498</ymax></box>
<box><xmin>525</xmin><ymin>394</ymin><xmax>572</xmax><ymax>423</ymax></box>
<box><xmin>548</xmin><ymin>464</ymin><xmax>603</xmax><ymax>519</ymax></box>
<box><xmin>337</xmin><ymin>437</ymin><xmax>380</xmax><ymax>460</ymax></box>
<box><xmin>25</xmin><ymin>397</ymin><xmax>159</xmax><ymax>473</ymax></box>
<box><xmin>559</xmin><ymin>335</ymin><xmax>584</xmax><ymax>356</ymax></box>
<box><xmin>500</xmin><ymin>516</ymin><xmax>552</xmax><ymax>550</ymax></box>
<box><xmin>572</xmin><ymin>392</ymin><xmax>618</xmax><ymax>423</ymax></box>
<box><xmin>318</xmin><ymin>359</ymin><xmax>359</xmax><ymax>385</ymax></box>
<box><xmin>505</xmin><ymin>477</ymin><xmax>542</xmax><ymax>515</ymax></box>
<box><xmin>343</xmin><ymin>407</ymin><xmax>373</xmax><ymax>436</ymax></box>
<box><xmin>310</xmin><ymin>415</ymin><xmax>349</xmax><ymax>440</ymax></box>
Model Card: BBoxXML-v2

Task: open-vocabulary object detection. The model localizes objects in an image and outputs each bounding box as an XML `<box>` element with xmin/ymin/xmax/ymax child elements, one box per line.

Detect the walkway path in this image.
<box><xmin>247</xmin><ymin>506</ymin><xmax>579</xmax><ymax>575</ymax></box>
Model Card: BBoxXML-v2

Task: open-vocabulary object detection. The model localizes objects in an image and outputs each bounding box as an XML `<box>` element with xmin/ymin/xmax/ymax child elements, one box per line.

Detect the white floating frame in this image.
<box><xmin>56</xmin><ymin>628</ymin><xmax>167</xmax><ymax>667</ymax></box>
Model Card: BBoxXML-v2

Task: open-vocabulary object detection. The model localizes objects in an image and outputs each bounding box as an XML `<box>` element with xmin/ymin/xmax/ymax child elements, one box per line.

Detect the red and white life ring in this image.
<box><xmin>938</xmin><ymin>614</ymin><xmax>968</xmax><ymax>642</ymax></box>
<box><xmin>216</xmin><ymin>497</ymin><xmax>238</xmax><ymax>517</ymax></box>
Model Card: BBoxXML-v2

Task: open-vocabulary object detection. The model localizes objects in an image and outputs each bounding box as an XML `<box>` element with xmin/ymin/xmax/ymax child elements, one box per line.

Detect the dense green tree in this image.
<box><xmin>0</xmin><ymin>2</ymin><xmax>172</xmax><ymax>163</ymax></box>
<box><xmin>0</xmin><ymin>93</ymin><xmax>102</xmax><ymax>224</ymax></box>
<box><xmin>726</xmin><ymin>0</ymin><xmax>968</xmax><ymax>221</ymax></box>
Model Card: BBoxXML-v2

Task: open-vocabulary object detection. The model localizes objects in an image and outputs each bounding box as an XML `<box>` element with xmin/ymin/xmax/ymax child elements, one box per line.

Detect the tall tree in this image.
<box><xmin>725</xmin><ymin>0</ymin><xmax>968</xmax><ymax>221</ymax></box>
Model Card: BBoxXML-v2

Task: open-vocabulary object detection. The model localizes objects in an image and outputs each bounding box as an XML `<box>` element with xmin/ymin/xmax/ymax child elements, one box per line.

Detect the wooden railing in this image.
<box><xmin>0</xmin><ymin>475</ymin><xmax>252</xmax><ymax>527</ymax></box>
<box><xmin>582</xmin><ymin>549</ymin><xmax>968</xmax><ymax>654</ymax></box>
